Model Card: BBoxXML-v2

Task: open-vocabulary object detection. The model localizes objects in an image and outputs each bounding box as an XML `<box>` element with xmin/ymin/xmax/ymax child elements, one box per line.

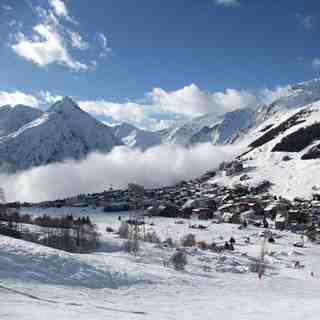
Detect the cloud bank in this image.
<box><xmin>0</xmin><ymin>82</ymin><xmax>292</xmax><ymax>130</ymax></box>
<box><xmin>0</xmin><ymin>91</ymin><xmax>39</xmax><ymax>108</ymax></box>
<box><xmin>0</xmin><ymin>143</ymin><xmax>242</xmax><ymax>203</ymax></box>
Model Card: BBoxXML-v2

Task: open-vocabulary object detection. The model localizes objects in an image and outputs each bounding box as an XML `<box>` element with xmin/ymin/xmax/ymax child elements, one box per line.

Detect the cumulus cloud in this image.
<box><xmin>259</xmin><ymin>85</ymin><xmax>291</xmax><ymax>105</ymax></box>
<box><xmin>312</xmin><ymin>58</ymin><xmax>320</xmax><ymax>70</ymax></box>
<box><xmin>10</xmin><ymin>0</ymin><xmax>92</xmax><ymax>71</ymax></box>
<box><xmin>48</xmin><ymin>0</ymin><xmax>75</xmax><ymax>23</ymax></box>
<box><xmin>0</xmin><ymin>143</ymin><xmax>242</xmax><ymax>202</ymax></box>
<box><xmin>78</xmin><ymin>100</ymin><xmax>176</xmax><ymax>130</ymax></box>
<box><xmin>38</xmin><ymin>90</ymin><xmax>62</xmax><ymax>105</ymax></box>
<box><xmin>12</xmin><ymin>24</ymin><xmax>88</xmax><ymax>71</ymax></box>
<box><xmin>150</xmin><ymin>84</ymin><xmax>259</xmax><ymax>117</ymax></box>
<box><xmin>77</xmin><ymin>83</ymin><xmax>291</xmax><ymax>129</ymax></box>
<box><xmin>68</xmin><ymin>31</ymin><xmax>89</xmax><ymax>50</ymax></box>
<box><xmin>0</xmin><ymin>91</ymin><xmax>39</xmax><ymax>108</ymax></box>
<box><xmin>49</xmin><ymin>0</ymin><xmax>68</xmax><ymax>17</ymax></box>
<box><xmin>0</xmin><ymin>81</ymin><xmax>290</xmax><ymax>131</ymax></box>
<box><xmin>214</xmin><ymin>0</ymin><xmax>240</xmax><ymax>7</ymax></box>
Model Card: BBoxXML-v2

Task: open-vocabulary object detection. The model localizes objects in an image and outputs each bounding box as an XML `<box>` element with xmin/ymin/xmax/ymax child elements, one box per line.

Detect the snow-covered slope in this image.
<box><xmin>2</xmin><ymin>209</ymin><xmax>320</xmax><ymax>320</ymax></box>
<box><xmin>0</xmin><ymin>104</ymin><xmax>43</xmax><ymax>137</ymax></box>
<box><xmin>0</xmin><ymin>97</ymin><xmax>122</xmax><ymax>171</ymax></box>
<box><xmin>233</xmin><ymin>78</ymin><xmax>320</xmax><ymax>145</ymax></box>
<box><xmin>267</xmin><ymin>78</ymin><xmax>320</xmax><ymax>115</ymax></box>
<box><xmin>112</xmin><ymin>122</ymin><xmax>162</xmax><ymax>150</ymax></box>
<box><xmin>161</xmin><ymin>108</ymin><xmax>254</xmax><ymax>147</ymax></box>
<box><xmin>212</xmin><ymin>100</ymin><xmax>320</xmax><ymax>199</ymax></box>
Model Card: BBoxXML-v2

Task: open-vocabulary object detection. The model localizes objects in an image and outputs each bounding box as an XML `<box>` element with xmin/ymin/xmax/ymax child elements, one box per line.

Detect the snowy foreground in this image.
<box><xmin>1</xmin><ymin>208</ymin><xmax>320</xmax><ymax>319</ymax></box>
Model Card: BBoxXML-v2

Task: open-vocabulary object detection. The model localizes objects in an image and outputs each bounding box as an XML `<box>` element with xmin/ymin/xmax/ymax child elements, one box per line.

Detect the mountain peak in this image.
<box><xmin>48</xmin><ymin>97</ymin><xmax>82</xmax><ymax>114</ymax></box>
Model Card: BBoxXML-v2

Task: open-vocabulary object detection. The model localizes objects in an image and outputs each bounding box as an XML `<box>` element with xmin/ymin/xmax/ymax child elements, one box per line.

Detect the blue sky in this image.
<box><xmin>0</xmin><ymin>0</ymin><xmax>320</xmax><ymax>129</ymax></box>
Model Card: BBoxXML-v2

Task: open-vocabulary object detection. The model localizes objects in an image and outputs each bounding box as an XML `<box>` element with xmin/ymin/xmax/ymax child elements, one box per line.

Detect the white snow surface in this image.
<box><xmin>1</xmin><ymin>207</ymin><xmax>320</xmax><ymax>319</ymax></box>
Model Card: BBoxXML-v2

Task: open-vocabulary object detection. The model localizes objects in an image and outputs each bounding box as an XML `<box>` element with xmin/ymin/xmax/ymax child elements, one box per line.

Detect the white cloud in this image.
<box><xmin>48</xmin><ymin>0</ymin><xmax>73</xmax><ymax>22</ymax></box>
<box><xmin>0</xmin><ymin>82</ymin><xmax>291</xmax><ymax>132</ymax></box>
<box><xmin>68</xmin><ymin>31</ymin><xmax>89</xmax><ymax>50</ymax></box>
<box><xmin>312</xmin><ymin>58</ymin><xmax>320</xmax><ymax>69</ymax></box>
<box><xmin>12</xmin><ymin>24</ymin><xmax>88</xmax><ymax>71</ymax></box>
<box><xmin>259</xmin><ymin>85</ymin><xmax>291</xmax><ymax>105</ymax></box>
<box><xmin>98</xmin><ymin>33</ymin><xmax>112</xmax><ymax>57</ymax></box>
<box><xmin>9</xmin><ymin>1</ymin><xmax>95</xmax><ymax>71</ymax></box>
<box><xmin>78</xmin><ymin>100</ymin><xmax>168</xmax><ymax>130</ymax></box>
<box><xmin>150</xmin><ymin>84</ymin><xmax>258</xmax><ymax>117</ymax></box>
<box><xmin>214</xmin><ymin>0</ymin><xmax>240</xmax><ymax>7</ymax></box>
<box><xmin>38</xmin><ymin>90</ymin><xmax>62</xmax><ymax>105</ymax></box>
<box><xmin>0</xmin><ymin>143</ymin><xmax>242</xmax><ymax>202</ymax></box>
<box><xmin>0</xmin><ymin>91</ymin><xmax>39</xmax><ymax>108</ymax></box>
<box><xmin>2</xmin><ymin>4</ymin><xmax>12</xmax><ymax>11</ymax></box>
<box><xmin>77</xmin><ymin>84</ymin><xmax>291</xmax><ymax>129</ymax></box>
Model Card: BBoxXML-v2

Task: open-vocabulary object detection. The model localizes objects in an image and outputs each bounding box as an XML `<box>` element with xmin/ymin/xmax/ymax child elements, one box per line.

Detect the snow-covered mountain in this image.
<box><xmin>161</xmin><ymin>108</ymin><xmax>254</xmax><ymax>147</ymax></box>
<box><xmin>211</xmin><ymin>98</ymin><xmax>320</xmax><ymax>199</ymax></box>
<box><xmin>0</xmin><ymin>104</ymin><xmax>43</xmax><ymax>137</ymax></box>
<box><xmin>0</xmin><ymin>97</ymin><xmax>122</xmax><ymax>171</ymax></box>
<box><xmin>111</xmin><ymin>122</ymin><xmax>162</xmax><ymax>151</ymax></box>
<box><xmin>232</xmin><ymin>78</ymin><xmax>320</xmax><ymax>144</ymax></box>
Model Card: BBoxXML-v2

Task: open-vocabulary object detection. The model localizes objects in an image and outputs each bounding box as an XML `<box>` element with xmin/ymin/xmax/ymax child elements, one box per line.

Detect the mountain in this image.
<box><xmin>113</xmin><ymin>79</ymin><xmax>320</xmax><ymax>149</ymax></box>
<box><xmin>229</xmin><ymin>78</ymin><xmax>320</xmax><ymax>145</ymax></box>
<box><xmin>161</xmin><ymin>108</ymin><xmax>254</xmax><ymax>147</ymax></box>
<box><xmin>111</xmin><ymin>122</ymin><xmax>161</xmax><ymax>151</ymax></box>
<box><xmin>210</xmin><ymin>99</ymin><xmax>320</xmax><ymax>199</ymax></box>
<box><xmin>0</xmin><ymin>97</ymin><xmax>122</xmax><ymax>171</ymax></box>
<box><xmin>0</xmin><ymin>104</ymin><xmax>43</xmax><ymax>137</ymax></box>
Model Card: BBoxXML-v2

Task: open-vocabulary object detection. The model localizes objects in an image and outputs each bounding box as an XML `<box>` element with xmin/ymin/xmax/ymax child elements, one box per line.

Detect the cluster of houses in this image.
<box><xmin>15</xmin><ymin>160</ymin><xmax>320</xmax><ymax>237</ymax></box>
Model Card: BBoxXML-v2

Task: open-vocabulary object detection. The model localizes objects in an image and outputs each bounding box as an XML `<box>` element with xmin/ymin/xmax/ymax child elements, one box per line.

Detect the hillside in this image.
<box><xmin>210</xmin><ymin>100</ymin><xmax>320</xmax><ymax>199</ymax></box>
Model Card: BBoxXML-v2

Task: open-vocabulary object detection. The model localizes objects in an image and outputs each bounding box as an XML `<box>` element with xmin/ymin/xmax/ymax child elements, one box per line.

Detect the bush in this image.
<box><xmin>118</xmin><ymin>222</ymin><xmax>130</xmax><ymax>239</ymax></box>
<box><xmin>123</xmin><ymin>239</ymin><xmax>139</xmax><ymax>253</ymax></box>
<box><xmin>197</xmin><ymin>241</ymin><xmax>209</xmax><ymax>250</ymax></box>
<box><xmin>181</xmin><ymin>233</ymin><xmax>196</xmax><ymax>247</ymax></box>
<box><xmin>163</xmin><ymin>237</ymin><xmax>175</xmax><ymax>248</ymax></box>
<box><xmin>144</xmin><ymin>231</ymin><xmax>161</xmax><ymax>244</ymax></box>
<box><xmin>170</xmin><ymin>249</ymin><xmax>187</xmax><ymax>271</ymax></box>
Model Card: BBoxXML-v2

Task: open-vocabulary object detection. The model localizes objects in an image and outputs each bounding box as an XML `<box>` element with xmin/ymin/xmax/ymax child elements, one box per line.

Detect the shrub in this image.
<box><xmin>123</xmin><ymin>239</ymin><xmax>139</xmax><ymax>253</ymax></box>
<box><xmin>181</xmin><ymin>233</ymin><xmax>196</xmax><ymax>247</ymax></box>
<box><xmin>197</xmin><ymin>241</ymin><xmax>209</xmax><ymax>250</ymax></box>
<box><xmin>118</xmin><ymin>222</ymin><xmax>130</xmax><ymax>239</ymax></box>
<box><xmin>163</xmin><ymin>237</ymin><xmax>175</xmax><ymax>248</ymax></box>
<box><xmin>170</xmin><ymin>249</ymin><xmax>187</xmax><ymax>271</ymax></box>
<box><xmin>144</xmin><ymin>231</ymin><xmax>161</xmax><ymax>244</ymax></box>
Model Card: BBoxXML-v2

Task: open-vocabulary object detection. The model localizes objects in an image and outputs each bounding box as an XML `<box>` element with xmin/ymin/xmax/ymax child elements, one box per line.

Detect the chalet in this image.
<box><xmin>275</xmin><ymin>214</ymin><xmax>287</xmax><ymax>230</ymax></box>
<box><xmin>222</xmin><ymin>212</ymin><xmax>241</xmax><ymax>224</ymax></box>
<box><xmin>192</xmin><ymin>208</ymin><xmax>213</xmax><ymax>220</ymax></box>
<box><xmin>240</xmin><ymin>210</ymin><xmax>255</xmax><ymax>222</ymax></box>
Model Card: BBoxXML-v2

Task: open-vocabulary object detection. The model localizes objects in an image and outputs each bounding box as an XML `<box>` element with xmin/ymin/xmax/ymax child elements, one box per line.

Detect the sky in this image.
<box><xmin>0</xmin><ymin>0</ymin><xmax>320</xmax><ymax>130</ymax></box>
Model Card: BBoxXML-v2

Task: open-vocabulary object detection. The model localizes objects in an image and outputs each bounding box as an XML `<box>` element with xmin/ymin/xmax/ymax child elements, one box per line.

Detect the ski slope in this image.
<box><xmin>1</xmin><ymin>208</ymin><xmax>320</xmax><ymax>319</ymax></box>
